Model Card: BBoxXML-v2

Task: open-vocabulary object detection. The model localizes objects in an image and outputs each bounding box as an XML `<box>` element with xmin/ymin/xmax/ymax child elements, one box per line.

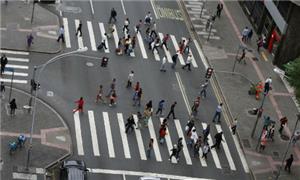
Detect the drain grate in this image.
<box><xmin>242</xmin><ymin>139</ymin><xmax>251</xmax><ymax>148</ymax></box>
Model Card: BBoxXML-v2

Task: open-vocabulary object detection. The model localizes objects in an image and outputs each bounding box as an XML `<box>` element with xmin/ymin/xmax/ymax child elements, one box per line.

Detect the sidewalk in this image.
<box><xmin>0</xmin><ymin>87</ymin><xmax>71</xmax><ymax>179</ymax></box>
<box><xmin>0</xmin><ymin>1</ymin><xmax>61</xmax><ymax>53</ymax></box>
<box><xmin>181</xmin><ymin>0</ymin><xmax>300</xmax><ymax>179</ymax></box>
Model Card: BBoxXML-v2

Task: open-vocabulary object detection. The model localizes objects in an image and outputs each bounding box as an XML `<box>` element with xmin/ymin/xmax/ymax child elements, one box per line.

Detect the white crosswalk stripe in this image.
<box><xmin>112</xmin><ymin>24</ymin><xmax>119</xmax><ymax>49</ymax></box>
<box><xmin>0</xmin><ymin>50</ymin><xmax>29</xmax><ymax>55</ymax></box>
<box><xmin>103</xmin><ymin>112</ymin><xmax>115</xmax><ymax>158</ymax></box>
<box><xmin>87</xmin><ymin>21</ymin><xmax>97</xmax><ymax>51</ymax></box>
<box><xmin>174</xmin><ymin>119</ymin><xmax>192</xmax><ymax>165</ymax></box>
<box><xmin>63</xmin><ymin>18</ymin><xmax>71</xmax><ymax>48</ymax></box>
<box><xmin>88</xmin><ymin>111</ymin><xmax>100</xmax><ymax>156</ymax></box>
<box><xmin>148</xmin><ymin>117</ymin><xmax>162</xmax><ymax>162</ymax></box>
<box><xmin>170</xmin><ymin>35</ymin><xmax>185</xmax><ymax>65</ymax></box>
<box><xmin>75</xmin><ymin>19</ymin><xmax>84</xmax><ymax>49</ymax></box>
<box><xmin>160</xmin><ymin>118</ymin><xmax>177</xmax><ymax>163</ymax></box>
<box><xmin>99</xmin><ymin>23</ymin><xmax>110</xmax><ymax>53</ymax></box>
<box><xmin>117</xmin><ymin>113</ymin><xmax>131</xmax><ymax>159</ymax></box>
<box><xmin>136</xmin><ymin>32</ymin><xmax>148</xmax><ymax>59</ymax></box>
<box><xmin>7</xmin><ymin>57</ymin><xmax>29</xmax><ymax>62</ymax></box>
<box><xmin>74</xmin><ymin>112</ymin><xmax>84</xmax><ymax>155</ymax></box>
<box><xmin>133</xmin><ymin>114</ymin><xmax>147</xmax><ymax>160</ymax></box>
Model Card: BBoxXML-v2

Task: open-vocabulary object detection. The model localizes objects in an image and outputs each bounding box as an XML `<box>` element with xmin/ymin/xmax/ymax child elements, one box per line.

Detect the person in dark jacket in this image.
<box><xmin>125</xmin><ymin>114</ymin><xmax>136</xmax><ymax>133</ymax></box>
<box><xmin>1</xmin><ymin>54</ymin><xmax>8</xmax><ymax>76</ymax></box>
<box><xmin>9</xmin><ymin>98</ymin><xmax>17</xmax><ymax>115</ymax></box>
<box><xmin>109</xmin><ymin>8</ymin><xmax>117</xmax><ymax>23</ymax></box>
<box><xmin>211</xmin><ymin>132</ymin><xmax>223</xmax><ymax>149</ymax></box>
<box><xmin>285</xmin><ymin>154</ymin><xmax>294</xmax><ymax>173</ymax></box>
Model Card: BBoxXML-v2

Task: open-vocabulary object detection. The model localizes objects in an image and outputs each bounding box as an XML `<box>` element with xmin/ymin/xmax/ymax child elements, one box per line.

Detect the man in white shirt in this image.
<box><xmin>127</xmin><ymin>71</ymin><xmax>134</xmax><ymax>88</ymax></box>
<box><xmin>57</xmin><ymin>25</ymin><xmax>65</xmax><ymax>43</ymax></box>
<box><xmin>182</xmin><ymin>54</ymin><xmax>192</xmax><ymax>71</ymax></box>
<box><xmin>160</xmin><ymin>56</ymin><xmax>167</xmax><ymax>72</ymax></box>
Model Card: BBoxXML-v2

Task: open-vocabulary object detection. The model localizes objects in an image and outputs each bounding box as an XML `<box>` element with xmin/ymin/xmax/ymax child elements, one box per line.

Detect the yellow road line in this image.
<box><xmin>261</xmin><ymin>52</ymin><xmax>268</xmax><ymax>61</ymax></box>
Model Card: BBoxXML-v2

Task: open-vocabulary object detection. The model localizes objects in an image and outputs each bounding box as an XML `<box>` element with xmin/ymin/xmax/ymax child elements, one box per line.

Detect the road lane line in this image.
<box><xmin>3</xmin><ymin>71</ymin><xmax>28</xmax><ymax>77</ymax></box>
<box><xmin>136</xmin><ymin>32</ymin><xmax>148</xmax><ymax>59</ymax></box>
<box><xmin>120</xmin><ymin>0</ymin><xmax>126</xmax><ymax>15</ymax></box>
<box><xmin>174</xmin><ymin>119</ymin><xmax>192</xmax><ymax>165</ymax></box>
<box><xmin>62</xmin><ymin>18</ymin><xmax>71</xmax><ymax>48</ymax></box>
<box><xmin>12</xmin><ymin>172</ymin><xmax>37</xmax><ymax>180</ymax></box>
<box><xmin>0</xmin><ymin>50</ymin><xmax>29</xmax><ymax>55</ymax></box>
<box><xmin>75</xmin><ymin>19</ymin><xmax>84</xmax><ymax>49</ymax></box>
<box><xmin>88</xmin><ymin>111</ymin><xmax>100</xmax><ymax>156</ymax></box>
<box><xmin>112</xmin><ymin>24</ymin><xmax>119</xmax><ymax>49</ymax></box>
<box><xmin>158</xmin><ymin>33</ymin><xmax>172</xmax><ymax>63</ymax></box>
<box><xmin>7</xmin><ymin>57</ymin><xmax>29</xmax><ymax>62</ymax></box>
<box><xmin>5</xmin><ymin>64</ymin><xmax>28</xmax><ymax>69</ymax></box>
<box><xmin>150</xmin><ymin>0</ymin><xmax>159</xmax><ymax>19</ymax></box>
<box><xmin>99</xmin><ymin>22</ymin><xmax>110</xmax><ymax>53</ymax></box>
<box><xmin>103</xmin><ymin>112</ymin><xmax>115</xmax><ymax>158</ymax></box>
<box><xmin>160</xmin><ymin>118</ymin><xmax>177</xmax><ymax>163</ymax></box>
<box><xmin>0</xmin><ymin>78</ymin><xmax>27</xmax><ymax>84</ymax></box>
<box><xmin>153</xmin><ymin>48</ymin><xmax>160</xmax><ymax>61</ymax></box>
<box><xmin>170</xmin><ymin>35</ymin><xmax>185</xmax><ymax>65</ymax></box>
<box><xmin>175</xmin><ymin>72</ymin><xmax>191</xmax><ymax>114</ymax></box>
<box><xmin>89</xmin><ymin>0</ymin><xmax>95</xmax><ymax>15</ymax></box>
<box><xmin>215</xmin><ymin>124</ymin><xmax>236</xmax><ymax>170</ymax></box>
<box><xmin>148</xmin><ymin>117</ymin><xmax>162</xmax><ymax>162</ymax></box>
<box><xmin>87</xmin><ymin>21</ymin><xmax>97</xmax><ymax>51</ymax></box>
<box><xmin>193</xmin><ymin>39</ymin><xmax>209</xmax><ymax>69</ymax></box>
<box><xmin>201</xmin><ymin>123</ymin><xmax>221</xmax><ymax>169</ymax></box>
<box><xmin>117</xmin><ymin>113</ymin><xmax>131</xmax><ymax>159</ymax></box>
<box><xmin>182</xmin><ymin>37</ymin><xmax>198</xmax><ymax>68</ymax></box>
<box><xmin>133</xmin><ymin>114</ymin><xmax>147</xmax><ymax>160</ymax></box>
<box><xmin>74</xmin><ymin>112</ymin><xmax>84</xmax><ymax>155</ymax></box>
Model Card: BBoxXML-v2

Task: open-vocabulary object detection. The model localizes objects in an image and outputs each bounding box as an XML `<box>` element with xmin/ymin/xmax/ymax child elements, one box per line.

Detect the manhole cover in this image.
<box><xmin>280</xmin><ymin>134</ymin><xmax>290</xmax><ymax>141</ymax></box>
<box><xmin>86</xmin><ymin>62</ymin><xmax>94</xmax><ymax>67</ymax></box>
<box><xmin>242</xmin><ymin>139</ymin><xmax>251</xmax><ymax>148</ymax></box>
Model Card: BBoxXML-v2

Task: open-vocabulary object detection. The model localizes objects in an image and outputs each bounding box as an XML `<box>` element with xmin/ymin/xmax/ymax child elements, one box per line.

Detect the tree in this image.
<box><xmin>284</xmin><ymin>57</ymin><xmax>300</xmax><ymax>102</ymax></box>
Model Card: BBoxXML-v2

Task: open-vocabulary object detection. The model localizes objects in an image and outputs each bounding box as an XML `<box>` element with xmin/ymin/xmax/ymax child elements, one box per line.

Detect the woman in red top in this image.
<box><xmin>73</xmin><ymin>97</ymin><xmax>84</xmax><ymax>113</ymax></box>
<box><xmin>159</xmin><ymin>127</ymin><xmax>167</xmax><ymax>144</ymax></box>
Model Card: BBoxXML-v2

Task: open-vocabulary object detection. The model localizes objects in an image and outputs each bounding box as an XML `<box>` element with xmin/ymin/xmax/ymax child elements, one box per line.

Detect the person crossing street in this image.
<box><xmin>109</xmin><ymin>8</ymin><xmax>117</xmax><ymax>23</ymax></box>
<box><xmin>166</xmin><ymin>101</ymin><xmax>177</xmax><ymax>119</ymax></box>
<box><xmin>127</xmin><ymin>70</ymin><xmax>134</xmax><ymax>88</ymax></box>
<box><xmin>169</xmin><ymin>144</ymin><xmax>178</xmax><ymax>161</ymax></box>
<box><xmin>211</xmin><ymin>132</ymin><xmax>223</xmax><ymax>149</ymax></box>
<box><xmin>212</xmin><ymin>103</ymin><xmax>223</xmax><ymax>123</ymax></box>
<box><xmin>73</xmin><ymin>97</ymin><xmax>84</xmax><ymax>113</ymax></box>
<box><xmin>57</xmin><ymin>25</ymin><xmax>65</xmax><ymax>43</ymax></box>
<box><xmin>1</xmin><ymin>54</ymin><xmax>8</xmax><ymax>76</ymax></box>
<box><xmin>182</xmin><ymin>54</ymin><xmax>192</xmax><ymax>71</ymax></box>
<box><xmin>125</xmin><ymin>114</ymin><xmax>136</xmax><ymax>133</ymax></box>
<box><xmin>75</xmin><ymin>20</ymin><xmax>82</xmax><ymax>37</ymax></box>
<box><xmin>202</xmin><ymin>142</ymin><xmax>210</xmax><ymax>159</ymax></box>
<box><xmin>200</xmin><ymin>80</ymin><xmax>209</xmax><ymax>98</ymax></box>
<box><xmin>156</xmin><ymin>100</ymin><xmax>165</xmax><ymax>116</ymax></box>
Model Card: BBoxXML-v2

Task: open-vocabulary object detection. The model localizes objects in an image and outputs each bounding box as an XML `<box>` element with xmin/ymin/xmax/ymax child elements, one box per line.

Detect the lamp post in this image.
<box><xmin>200</xmin><ymin>0</ymin><xmax>207</xmax><ymax>19</ymax></box>
<box><xmin>25</xmin><ymin>47</ymin><xmax>88</xmax><ymax>170</ymax></box>
<box><xmin>232</xmin><ymin>44</ymin><xmax>247</xmax><ymax>73</ymax></box>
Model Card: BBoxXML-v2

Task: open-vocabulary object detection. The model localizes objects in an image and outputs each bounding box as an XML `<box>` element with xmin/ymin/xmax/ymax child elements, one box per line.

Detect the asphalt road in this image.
<box><xmin>16</xmin><ymin>0</ymin><xmax>252</xmax><ymax>179</ymax></box>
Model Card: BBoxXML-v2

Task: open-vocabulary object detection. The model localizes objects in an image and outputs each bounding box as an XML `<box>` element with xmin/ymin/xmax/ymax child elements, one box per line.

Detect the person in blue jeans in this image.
<box><xmin>212</xmin><ymin>103</ymin><xmax>223</xmax><ymax>123</ymax></box>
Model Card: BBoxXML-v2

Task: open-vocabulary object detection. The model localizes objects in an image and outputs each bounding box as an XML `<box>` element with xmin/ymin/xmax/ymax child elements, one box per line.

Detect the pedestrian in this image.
<box><xmin>231</xmin><ymin>118</ymin><xmax>237</xmax><ymax>135</ymax></box>
<box><xmin>134</xmin><ymin>81</ymin><xmax>140</xmax><ymax>91</ymax></box>
<box><xmin>145</xmin><ymin>100</ymin><xmax>153</xmax><ymax>111</ymax></box>
<box><xmin>238</xmin><ymin>48</ymin><xmax>246</xmax><ymax>64</ymax></box>
<box><xmin>160</xmin><ymin>56</ymin><xmax>167</xmax><ymax>72</ymax></box>
<box><xmin>191</xmin><ymin>96</ymin><xmax>200</xmax><ymax>116</ymax></box>
<box><xmin>166</xmin><ymin>101</ymin><xmax>177</xmax><ymax>119</ymax></box>
<box><xmin>109</xmin><ymin>8</ymin><xmax>117</xmax><ymax>24</ymax></box>
<box><xmin>259</xmin><ymin>135</ymin><xmax>267</xmax><ymax>152</ymax></box>
<box><xmin>183</xmin><ymin>38</ymin><xmax>191</xmax><ymax>54</ymax></box>
<box><xmin>257</xmin><ymin>36</ymin><xmax>263</xmax><ymax>52</ymax></box>
<box><xmin>159</xmin><ymin>126</ymin><xmax>167</xmax><ymax>144</ymax></box>
<box><xmin>144</xmin><ymin>11</ymin><xmax>152</xmax><ymax>25</ymax></box>
<box><xmin>107</xmin><ymin>78</ymin><xmax>116</xmax><ymax>97</ymax></box>
<box><xmin>123</xmin><ymin>18</ymin><xmax>130</xmax><ymax>33</ymax></box>
<box><xmin>75</xmin><ymin>20</ymin><xmax>82</xmax><ymax>37</ymax></box>
<box><xmin>211</xmin><ymin>132</ymin><xmax>223</xmax><ymax>149</ymax></box>
<box><xmin>127</xmin><ymin>70</ymin><xmax>134</xmax><ymax>88</ymax></box>
<box><xmin>200</xmin><ymin>80</ymin><xmax>209</xmax><ymax>98</ymax></box>
<box><xmin>255</xmin><ymin>81</ymin><xmax>263</xmax><ymax>100</ymax></box>
<box><xmin>247</xmin><ymin>29</ymin><xmax>253</xmax><ymax>42</ymax></box>
<box><xmin>264</xmin><ymin>77</ymin><xmax>272</xmax><ymax>94</ymax></box>
<box><xmin>169</xmin><ymin>144</ymin><xmax>178</xmax><ymax>161</ymax></box>
<box><xmin>203</xmin><ymin>124</ymin><xmax>210</xmax><ymax>144</ymax></box>
<box><xmin>171</xmin><ymin>52</ymin><xmax>178</xmax><ymax>69</ymax></box>
<box><xmin>135</xmin><ymin>19</ymin><xmax>142</xmax><ymax>33</ymax></box>
<box><xmin>98</xmin><ymin>33</ymin><xmax>108</xmax><ymax>50</ymax></box>
<box><xmin>143</xmin><ymin>107</ymin><xmax>152</xmax><ymax>127</ymax></box>
<box><xmin>95</xmin><ymin>85</ymin><xmax>104</xmax><ymax>103</ymax></box>
<box><xmin>161</xmin><ymin>34</ymin><xmax>170</xmax><ymax>50</ymax></box>
<box><xmin>178</xmin><ymin>40</ymin><xmax>185</xmax><ymax>54</ymax></box>
<box><xmin>285</xmin><ymin>154</ymin><xmax>294</xmax><ymax>173</ymax></box>
<box><xmin>176</xmin><ymin>138</ymin><xmax>183</xmax><ymax>161</ymax></box>
<box><xmin>279</xmin><ymin>116</ymin><xmax>288</xmax><ymax>135</ymax></box>
<box><xmin>73</xmin><ymin>97</ymin><xmax>84</xmax><ymax>113</ymax></box>
<box><xmin>0</xmin><ymin>82</ymin><xmax>5</xmax><ymax>98</ymax></box>
<box><xmin>125</xmin><ymin>114</ymin><xmax>136</xmax><ymax>133</ymax></box>
<box><xmin>182</xmin><ymin>54</ymin><xmax>192</xmax><ymax>71</ymax></box>
<box><xmin>188</xmin><ymin>128</ymin><xmax>198</xmax><ymax>148</ymax></box>
<box><xmin>136</xmin><ymin>88</ymin><xmax>143</xmax><ymax>106</ymax></box>
<box><xmin>136</xmin><ymin>111</ymin><xmax>143</xmax><ymax>129</ymax></box>
<box><xmin>212</xmin><ymin>103</ymin><xmax>223</xmax><ymax>123</ymax></box>
<box><xmin>146</xmin><ymin>138</ymin><xmax>154</xmax><ymax>158</ymax></box>
<box><xmin>160</xmin><ymin>118</ymin><xmax>168</xmax><ymax>129</ymax></box>
<box><xmin>27</xmin><ymin>33</ymin><xmax>34</xmax><ymax>48</ymax></box>
<box><xmin>152</xmin><ymin>38</ymin><xmax>160</xmax><ymax>54</ymax></box>
<box><xmin>150</xmin><ymin>21</ymin><xmax>157</xmax><ymax>38</ymax></box>
<box><xmin>202</xmin><ymin>142</ymin><xmax>210</xmax><ymax>159</ymax></box>
<box><xmin>1</xmin><ymin>54</ymin><xmax>8</xmax><ymax>76</ymax></box>
<box><xmin>241</xmin><ymin>27</ymin><xmax>249</xmax><ymax>42</ymax></box>
<box><xmin>193</xmin><ymin>136</ymin><xmax>202</xmax><ymax>157</ymax></box>
<box><xmin>216</xmin><ymin>3</ymin><xmax>223</xmax><ymax>18</ymax></box>
<box><xmin>9</xmin><ymin>98</ymin><xmax>17</xmax><ymax>115</ymax></box>
<box><xmin>156</xmin><ymin>100</ymin><xmax>165</xmax><ymax>116</ymax></box>
<box><xmin>57</xmin><ymin>25</ymin><xmax>65</xmax><ymax>43</ymax></box>
<box><xmin>269</xmin><ymin>124</ymin><xmax>275</xmax><ymax>141</ymax></box>
<box><xmin>109</xmin><ymin>90</ymin><xmax>117</xmax><ymax>107</ymax></box>
<box><xmin>131</xmin><ymin>36</ymin><xmax>136</xmax><ymax>50</ymax></box>
<box><xmin>185</xmin><ymin>120</ymin><xmax>195</xmax><ymax>136</ymax></box>
<box><xmin>100</xmin><ymin>56</ymin><xmax>109</xmax><ymax>67</ymax></box>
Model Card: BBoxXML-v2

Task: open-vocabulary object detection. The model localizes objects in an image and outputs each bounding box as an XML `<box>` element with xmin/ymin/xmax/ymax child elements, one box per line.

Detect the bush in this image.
<box><xmin>284</xmin><ymin>57</ymin><xmax>300</xmax><ymax>102</ymax></box>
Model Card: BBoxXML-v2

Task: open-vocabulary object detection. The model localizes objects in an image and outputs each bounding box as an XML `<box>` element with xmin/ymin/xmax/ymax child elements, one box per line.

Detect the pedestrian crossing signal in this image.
<box><xmin>205</xmin><ymin>68</ymin><xmax>213</xmax><ymax>79</ymax></box>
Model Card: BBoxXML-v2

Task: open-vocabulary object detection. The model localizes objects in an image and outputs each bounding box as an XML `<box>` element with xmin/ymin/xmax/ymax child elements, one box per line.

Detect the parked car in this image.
<box><xmin>61</xmin><ymin>160</ymin><xmax>88</xmax><ymax>180</ymax></box>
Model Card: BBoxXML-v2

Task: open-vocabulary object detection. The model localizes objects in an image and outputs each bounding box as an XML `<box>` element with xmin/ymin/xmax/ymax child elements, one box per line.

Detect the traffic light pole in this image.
<box><xmin>28</xmin><ymin>66</ymin><xmax>37</xmax><ymax>113</ymax></box>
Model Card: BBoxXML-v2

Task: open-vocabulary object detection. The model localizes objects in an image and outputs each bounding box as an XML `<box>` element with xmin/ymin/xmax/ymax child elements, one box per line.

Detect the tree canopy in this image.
<box><xmin>284</xmin><ymin>57</ymin><xmax>300</xmax><ymax>102</ymax></box>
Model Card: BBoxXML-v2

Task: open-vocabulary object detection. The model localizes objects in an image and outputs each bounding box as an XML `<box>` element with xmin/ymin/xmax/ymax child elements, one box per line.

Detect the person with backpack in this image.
<box><xmin>125</xmin><ymin>114</ymin><xmax>136</xmax><ymax>133</ymax></box>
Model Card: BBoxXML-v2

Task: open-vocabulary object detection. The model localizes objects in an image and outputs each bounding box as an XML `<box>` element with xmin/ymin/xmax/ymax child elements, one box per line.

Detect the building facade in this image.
<box><xmin>239</xmin><ymin>0</ymin><xmax>300</xmax><ymax>67</ymax></box>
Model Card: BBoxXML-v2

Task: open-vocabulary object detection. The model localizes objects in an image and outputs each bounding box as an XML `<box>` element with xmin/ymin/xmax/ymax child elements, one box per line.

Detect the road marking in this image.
<box><xmin>186</xmin><ymin>2</ymin><xmax>203</xmax><ymax>6</ymax></box>
<box><xmin>0</xmin><ymin>50</ymin><xmax>29</xmax><ymax>55</ymax></box>
<box><xmin>150</xmin><ymin>0</ymin><xmax>159</xmax><ymax>19</ymax></box>
<box><xmin>153</xmin><ymin>47</ymin><xmax>160</xmax><ymax>61</ymax></box>
<box><xmin>174</xmin><ymin>119</ymin><xmax>192</xmax><ymax>165</ymax></box>
<box><xmin>87</xmin><ymin>21</ymin><xmax>97</xmax><ymax>51</ymax></box>
<box><xmin>112</xmin><ymin>24</ymin><xmax>119</xmax><ymax>49</ymax></box>
<box><xmin>201</xmin><ymin>123</ymin><xmax>221</xmax><ymax>169</ymax></box>
<box><xmin>215</xmin><ymin>124</ymin><xmax>236</xmax><ymax>170</ymax></box>
<box><xmin>117</xmin><ymin>113</ymin><xmax>131</xmax><ymax>159</ymax></box>
<box><xmin>175</xmin><ymin>72</ymin><xmax>191</xmax><ymax>114</ymax></box>
<box><xmin>75</xmin><ymin>19</ymin><xmax>84</xmax><ymax>49</ymax></box>
<box><xmin>0</xmin><ymin>78</ymin><xmax>27</xmax><ymax>84</ymax></box>
<box><xmin>188</xmin><ymin>10</ymin><xmax>207</xmax><ymax>14</ymax></box>
<box><xmin>5</xmin><ymin>64</ymin><xmax>28</xmax><ymax>69</ymax></box>
<box><xmin>158</xmin><ymin>33</ymin><xmax>172</xmax><ymax>63</ymax></box>
<box><xmin>120</xmin><ymin>0</ymin><xmax>126</xmax><ymax>15</ymax></box>
<box><xmin>88</xmin><ymin>111</ymin><xmax>100</xmax><ymax>156</ymax></box>
<box><xmin>193</xmin><ymin>24</ymin><xmax>206</xmax><ymax>28</ymax></box>
<box><xmin>170</xmin><ymin>35</ymin><xmax>185</xmax><ymax>65</ymax></box>
<box><xmin>74</xmin><ymin>112</ymin><xmax>84</xmax><ymax>155</ymax></box>
<box><xmin>136</xmin><ymin>32</ymin><xmax>148</xmax><ymax>59</ymax></box>
<box><xmin>103</xmin><ymin>112</ymin><xmax>115</xmax><ymax>158</ymax></box>
<box><xmin>148</xmin><ymin>117</ymin><xmax>162</xmax><ymax>161</ymax></box>
<box><xmin>261</xmin><ymin>51</ymin><xmax>268</xmax><ymax>61</ymax></box>
<box><xmin>3</xmin><ymin>71</ymin><xmax>28</xmax><ymax>77</ymax></box>
<box><xmin>62</xmin><ymin>18</ymin><xmax>71</xmax><ymax>48</ymax></box>
<box><xmin>12</xmin><ymin>172</ymin><xmax>37</xmax><ymax>180</ymax></box>
<box><xmin>193</xmin><ymin>39</ymin><xmax>209</xmax><ymax>69</ymax></box>
<box><xmin>99</xmin><ymin>22</ymin><xmax>110</xmax><ymax>53</ymax></box>
<box><xmin>133</xmin><ymin>114</ymin><xmax>147</xmax><ymax>160</ymax></box>
<box><xmin>203</xmin><ymin>35</ymin><xmax>221</xmax><ymax>40</ymax></box>
<box><xmin>160</xmin><ymin>118</ymin><xmax>177</xmax><ymax>163</ymax></box>
<box><xmin>7</xmin><ymin>57</ymin><xmax>29</xmax><ymax>62</ymax></box>
<box><xmin>89</xmin><ymin>0</ymin><xmax>95</xmax><ymax>15</ymax></box>
<box><xmin>88</xmin><ymin>168</ymin><xmax>215</xmax><ymax>180</ymax></box>
<box><xmin>182</xmin><ymin>37</ymin><xmax>198</xmax><ymax>68</ymax></box>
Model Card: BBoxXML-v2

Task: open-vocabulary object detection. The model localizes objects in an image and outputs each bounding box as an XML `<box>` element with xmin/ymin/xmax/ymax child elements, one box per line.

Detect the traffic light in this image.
<box><xmin>31</xmin><ymin>79</ymin><xmax>40</xmax><ymax>91</ymax></box>
<box><xmin>205</xmin><ymin>67</ymin><xmax>213</xmax><ymax>79</ymax></box>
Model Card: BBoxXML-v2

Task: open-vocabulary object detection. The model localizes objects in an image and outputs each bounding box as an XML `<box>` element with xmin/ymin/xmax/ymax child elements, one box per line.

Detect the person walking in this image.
<box><xmin>125</xmin><ymin>114</ymin><xmax>136</xmax><ymax>133</ymax></box>
<box><xmin>159</xmin><ymin>126</ymin><xmax>167</xmax><ymax>144</ymax></box>
<box><xmin>1</xmin><ymin>54</ymin><xmax>8</xmax><ymax>76</ymax></box>
<box><xmin>156</xmin><ymin>100</ymin><xmax>165</xmax><ymax>116</ymax></box>
<box><xmin>193</xmin><ymin>136</ymin><xmax>202</xmax><ymax>157</ymax></box>
<box><xmin>0</xmin><ymin>82</ymin><xmax>5</xmax><ymax>98</ymax></box>
<box><xmin>178</xmin><ymin>40</ymin><xmax>185</xmax><ymax>54</ymax></box>
<box><xmin>259</xmin><ymin>135</ymin><xmax>267</xmax><ymax>152</ymax></box>
<box><xmin>109</xmin><ymin>90</ymin><xmax>117</xmax><ymax>106</ymax></box>
<box><xmin>123</xmin><ymin>18</ymin><xmax>130</xmax><ymax>33</ymax></box>
<box><xmin>238</xmin><ymin>49</ymin><xmax>246</xmax><ymax>64</ymax></box>
<box><xmin>135</xmin><ymin>19</ymin><xmax>142</xmax><ymax>33</ymax></box>
<box><xmin>146</xmin><ymin>138</ymin><xmax>154</xmax><ymax>159</ymax></box>
<box><xmin>160</xmin><ymin>118</ymin><xmax>168</xmax><ymax>129</ymax></box>
<box><xmin>171</xmin><ymin>52</ymin><xmax>179</xmax><ymax>69</ymax></box>
<box><xmin>95</xmin><ymin>85</ymin><xmax>104</xmax><ymax>103</ymax></box>
<box><xmin>152</xmin><ymin>38</ymin><xmax>160</xmax><ymax>54</ymax></box>
<box><xmin>212</xmin><ymin>103</ymin><xmax>223</xmax><ymax>123</ymax></box>
<box><xmin>9</xmin><ymin>98</ymin><xmax>17</xmax><ymax>115</ymax></box>
<box><xmin>127</xmin><ymin>70</ymin><xmax>134</xmax><ymax>88</ymax></box>
<box><xmin>136</xmin><ymin>111</ymin><xmax>143</xmax><ymax>129</ymax></box>
<box><xmin>203</xmin><ymin>124</ymin><xmax>210</xmax><ymax>144</ymax></box>
<box><xmin>136</xmin><ymin>88</ymin><xmax>143</xmax><ymax>106</ymax></box>
<box><xmin>257</xmin><ymin>36</ymin><xmax>263</xmax><ymax>52</ymax></box>
<box><xmin>98</xmin><ymin>33</ymin><xmax>108</xmax><ymax>50</ymax></box>
<box><xmin>166</xmin><ymin>101</ymin><xmax>177</xmax><ymax>119</ymax></box>
<box><xmin>202</xmin><ymin>142</ymin><xmax>210</xmax><ymax>159</ymax></box>
<box><xmin>176</xmin><ymin>137</ymin><xmax>183</xmax><ymax>161</ymax></box>
<box><xmin>247</xmin><ymin>29</ymin><xmax>253</xmax><ymax>42</ymax></box>
<box><xmin>185</xmin><ymin>120</ymin><xmax>195</xmax><ymax>136</ymax></box>
<box><xmin>191</xmin><ymin>96</ymin><xmax>200</xmax><ymax>116</ymax></box>
<box><xmin>73</xmin><ymin>97</ymin><xmax>84</xmax><ymax>113</ymax></box>
<box><xmin>143</xmin><ymin>107</ymin><xmax>152</xmax><ymax>127</ymax></box>
<box><xmin>27</xmin><ymin>33</ymin><xmax>34</xmax><ymax>48</ymax></box>
<box><xmin>182</xmin><ymin>54</ymin><xmax>192</xmax><ymax>71</ymax></box>
<box><xmin>241</xmin><ymin>27</ymin><xmax>249</xmax><ymax>42</ymax></box>
<box><xmin>216</xmin><ymin>3</ymin><xmax>223</xmax><ymax>18</ymax></box>
<box><xmin>231</xmin><ymin>119</ymin><xmax>237</xmax><ymax>135</ymax></box>
<box><xmin>107</xmin><ymin>78</ymin><xmax>116</xmax><ymax>97</ymax></box>
<box><xmin>279</xmin><ymin>116</ymin><xmax>288</xmax><ymax>135</ymax></box>
<box><xmin>169</xmin><ymin>144</ymin><xmax>178</xmax><ymax>161</ymax></box>
<box><xmin>183</xmin><ymin>38</ymin><xmax>191</xmax><ymax>54</ymax></box>
<box><xmin>211</xmin><ymin>132</ymin><xmax>223</xmax><ymax>149</ymax></box>
<box><xmin>109</xmin><ymin>8</ymin><xmax>117</xmax><ymax>23</ymax></box>
<box><xmin>188</xmin><ymin>128</ymin><xmax>198</xmax><ymax>148</ymax></box>
<box><xmin>150</xmin><ymin>21</ymin><xmax>157</xmax><ymax>38</ymax></box>
<box><xmin>264</xmin><ymin>77</ymin><xmax>272</xmax><ymax>94</ymax></box>
<box><xmin>57</xmin><ymin>25</ymin><xmax>65</xmax><ymax>43</ymax></box>
<box><xmin>160</xmin><ymin>56</ymin><xmax>167</xmax><ymax>72</ymax></box>
<box><xmin>161</xmin><ymin>34</ymin><xmax>170</xmax><ymax>50</ymax></box>
<box><xmin>200</xmin><ymin>80</ymin><xmax>209</xmax><ymax>98</ymax></box>
<box><xmin>75</xmin><ymin>20</ymin><xmax>82</xmax><ymax>37</ymax></box>
<box><xmin>145</xmin><ymin>100</ymin><xmax>153</xmax><ymax>111</ymax></box>
<box><xmin>284</xmin><ymin>154</ymin><xmax>294</xmax><ymax>173</ymax></box>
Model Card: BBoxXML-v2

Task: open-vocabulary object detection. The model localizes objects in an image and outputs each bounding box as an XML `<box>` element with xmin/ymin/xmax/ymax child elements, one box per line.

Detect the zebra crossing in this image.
<box><xmin>0</xmin><ymin>49</ymin><xmax>30</xmax><ymax>84</ymax></box>
<box><xmin>73</xmin><ymin>111</ymin><xmax>244</xmax><ymax>171</ymax></box>
<box><xmin>61</xmin><ymin>17</ymin><xmax>199</xmax><ymax>68</ymax></box>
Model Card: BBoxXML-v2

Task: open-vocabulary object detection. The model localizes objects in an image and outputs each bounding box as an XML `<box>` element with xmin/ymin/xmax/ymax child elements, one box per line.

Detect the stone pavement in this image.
<box><xmin>0</xmin><ymin>87</ymin><xmax>71</xmax><ymax>179</ymax></box>
<box><xmin>181</xmin><ymin>0</ymin><xmax>300</xmax><ymax>179</ymax></box>
<box><xmin>0</xmin><ymin>1</ymin><xmax>61</xmax><ymax>53</ymax></box>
